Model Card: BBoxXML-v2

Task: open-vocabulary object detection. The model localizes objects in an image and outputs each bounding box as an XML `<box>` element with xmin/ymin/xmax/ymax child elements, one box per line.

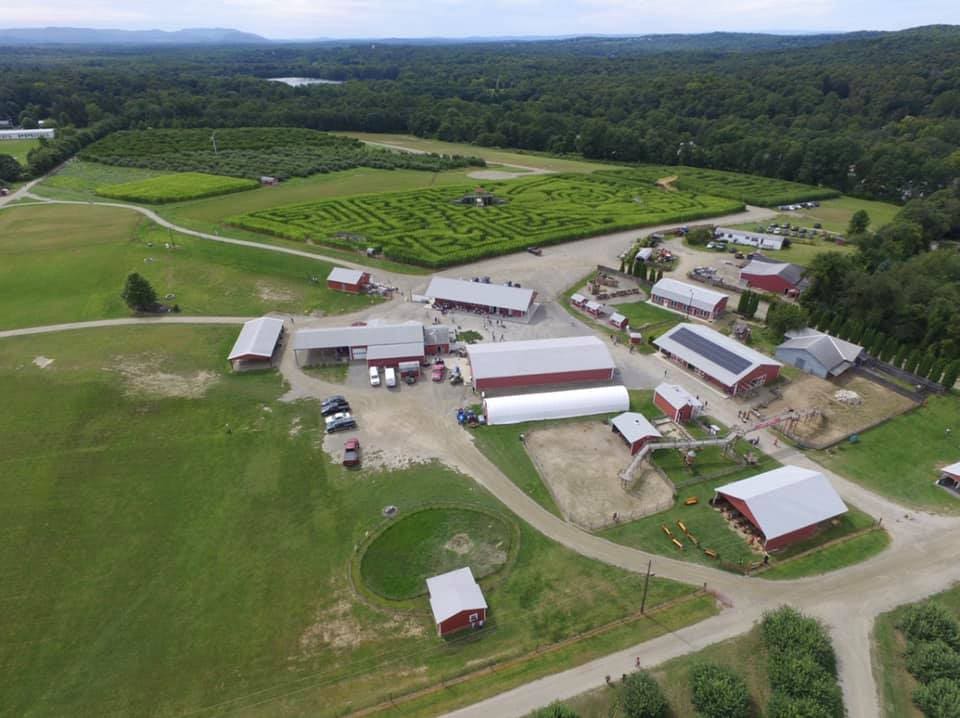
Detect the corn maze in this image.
<box><xmin>595</xmin><ymin>166</ymin><xmax>840</xmax><ymax>207</ymax></box>
<box><xmin>230</xmin><ymin>172</ymin><xmax>744</xmax><ymax>267</ymax></box>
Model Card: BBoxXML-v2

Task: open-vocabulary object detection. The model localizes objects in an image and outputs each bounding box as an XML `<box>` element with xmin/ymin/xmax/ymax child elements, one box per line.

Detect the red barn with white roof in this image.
<box><xmin>714</xmin><ymin>466</ymin><xmax>847</xmax><ymax>550</ymax></box>
<box><xmin>327</xmin><ymin>267</ymin><xmax>371</xmax><ymax>294</ymax></box>
<box><xmin>467</xmin><ymin>336</ymin><xmax>616</xmax><ymax>392</ymax></box>
<box><xmin>426</xmin><ymin>567</ymin><xmax>488</xmax><ymax>637</ymax></box>
<box><xmin>651</xmin><ymin>278</ymin><xmax>728</xmax><ymax>320</ymax></box>
<box><xmin>654</xmin><ymin>383</ymin><xmax>703</xmax><ymax>423</ymax></box>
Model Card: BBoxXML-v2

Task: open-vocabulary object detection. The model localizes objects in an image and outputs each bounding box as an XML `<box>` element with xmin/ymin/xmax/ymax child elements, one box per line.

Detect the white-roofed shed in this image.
<box><xmin>228</xmin><ymin>317</ymin><xmax>284</xmax><ymax>366</ymax></box>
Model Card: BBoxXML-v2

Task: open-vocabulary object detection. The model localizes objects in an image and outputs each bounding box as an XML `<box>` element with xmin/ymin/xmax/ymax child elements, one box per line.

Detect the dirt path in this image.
<box><xmin>0</xmin><ymin>315</ymin><xmax>251</xmax><ymax>339</ymax></box>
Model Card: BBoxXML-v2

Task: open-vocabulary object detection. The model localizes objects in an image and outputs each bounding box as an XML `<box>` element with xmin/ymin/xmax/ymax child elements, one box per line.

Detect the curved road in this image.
<box><xmin>4</xmin><ymin>174</ymin><xmax>957</xmax><ymax>716</ymax></box>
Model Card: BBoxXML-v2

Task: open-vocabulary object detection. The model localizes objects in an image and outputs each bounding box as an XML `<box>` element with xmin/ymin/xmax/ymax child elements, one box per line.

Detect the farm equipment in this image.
<box><xmin>449</xmin><ymin>366</ymin><xmax>463</xmax><ymax>385</ymax></box>
<box><xmin>456</xmin><ymin>407</ymin><xmax>480</xmax><ymax>427</ymax></box>
<box><xmin>526</xmin><ymin>246</ymin><xmax>543</xmax><ymax>256</ymax></box>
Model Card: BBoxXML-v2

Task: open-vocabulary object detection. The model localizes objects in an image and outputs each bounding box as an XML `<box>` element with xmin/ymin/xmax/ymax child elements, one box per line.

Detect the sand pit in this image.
<box><xmin>524</xmin><ymin>421</ymin><xmax>674</xmax><ymax>530</ymax></box>
<box><xmin>761</xmin><ymin>373</ymin><xmax>915</xmax><ymax>447</ymax></box>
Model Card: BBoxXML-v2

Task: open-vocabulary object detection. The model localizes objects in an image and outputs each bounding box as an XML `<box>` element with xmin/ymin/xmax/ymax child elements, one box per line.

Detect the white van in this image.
<box><xmin>384</xmin><ymin>367</ymin><xmax>397</xmax><ymax>388</ymax></box>
<box><xmin>369</xmin><ymin>366</ymin><xmax>381</xmax><ymax>387</ymax></box>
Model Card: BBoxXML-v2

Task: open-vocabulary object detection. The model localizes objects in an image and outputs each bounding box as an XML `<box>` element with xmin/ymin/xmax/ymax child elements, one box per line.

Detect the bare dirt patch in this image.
<box><xmin>108</xmin><ymin>354</ymin><xmax>219</xmax><ymax>399</ymax></box>
<box><xmin>524</xmin><ymin>422</ymin><xmax>674</xmax><ymax>530</ymax></box>
<box><xmin>761</xmin><ymin>372</ymin><xmax>916</xmax><ymax>447</ymax></box>
<box><xmin>656</xmin><ymin>175</ymin><xmax>679</xmax><ymax>191</ymax></box>
<box><xmin>257</xmin><ymin>282</ymin><xmax>297</xmax><ymax>303</ymax></box>
<box><xmin>469</xmin><ymin>169</ymin><xmax>530</xmax><ymax>181</ymax></box>
<box><xmin>297</xmin><ymin>595</ymin><xmax>424</xmax><ymax>656</ymax></box>
<box><xmin>32</xmin><ymin>355</ymin><xmax>54</xmax><ymax>369</ymax></box>
<box><xmin>444</xmin><ymin>532</ymin><xmax>474</xmax><ymax>555</ymax></box>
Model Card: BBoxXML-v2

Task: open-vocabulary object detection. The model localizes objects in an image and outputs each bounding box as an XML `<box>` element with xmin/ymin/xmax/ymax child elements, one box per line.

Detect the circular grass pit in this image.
<box><xmin>360</xmin><ymin>508</ymin><xmax>514</xmax><ymax>601</ymax></box>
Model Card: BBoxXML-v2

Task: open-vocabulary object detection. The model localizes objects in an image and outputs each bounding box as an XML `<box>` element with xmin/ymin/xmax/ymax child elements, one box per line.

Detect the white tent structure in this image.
<box><xmin>483</xmin><ymin>385</ymin><xmax>629</xmax><ymax>426</ymax></box>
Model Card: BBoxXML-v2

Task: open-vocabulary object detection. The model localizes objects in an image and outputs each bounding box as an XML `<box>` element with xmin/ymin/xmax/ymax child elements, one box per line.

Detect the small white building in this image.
<box><xmin>651</xmin><ymin>278</ymin><xmax>729</xmax><ymax>320</ymax></box>
<box><xmin>0</xmin><ymin>129</ymin><xmax>55</xmax><ymax>141</ymax></box>
<box><xmin>714</xmin><ymin>227</ymin><xmax>785</xmax><ymax>251</ymax></box>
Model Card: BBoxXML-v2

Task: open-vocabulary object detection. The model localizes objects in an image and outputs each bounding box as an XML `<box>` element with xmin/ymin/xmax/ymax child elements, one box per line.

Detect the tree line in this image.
<box><xmin>0</xmin><ymin>26</ymin><xmax>958</xmax><ymax>199</ymax></box>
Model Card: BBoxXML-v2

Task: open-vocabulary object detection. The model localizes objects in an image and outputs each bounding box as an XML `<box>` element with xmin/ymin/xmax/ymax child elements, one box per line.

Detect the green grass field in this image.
<box><xmin>815</xmin><ymin>394</ymin><xmax>960</xmax><ymax>513</ymax></box>
<box><xmin>566</xmin><ymin>627</ymin><xmax>771</xmax><ymax>718</ymax></box>
<box><xmin>0</xmin><ymin>138</ymin><xmax>39</xmax><ymax>164</ymax></box>
<box><xmin>0</xmin><ymin>325</ymin><xmax>710</xmax><ymax>718</ymax></box>
<box><xmin>231</xmin><ymin>173</ymin><xmax>743</xmax><ymax>267</ymax></box>
<box><xmin>738</xmin><ymin>196</ymin><xmax>901</xmax><ymax>235</ymax></box>
<box><xmin>96</xmin><ymin>171</ymin><xmax>258</xmax><ymax>203</ymax></box>
<box><xmin>873</xmin><ymin>584</ymin><xmax>960</xmax><ymax>718</ymax></box>
<box><xmin>33</xmin><ymin>160</ymin><xmax>167</xmax><ymax>201</ymax></box>
<box><xmin>0</xmin><ymin>203</ymin><xmax>380</xmax><ymax>329</ymax></box>
<box><xmin>360</xmin><ymin>507</ymin><xmax>514</xmax><ymax>599</ymax></box>
<box><xmin>336</xmin><ymin>132</ymin><xmax>606</xmax><ymax>173</ymax></box>
<box><xmin>613</xmin><ymin>299</ymin><xmax>682</xmax><ymax>335</ymax></box>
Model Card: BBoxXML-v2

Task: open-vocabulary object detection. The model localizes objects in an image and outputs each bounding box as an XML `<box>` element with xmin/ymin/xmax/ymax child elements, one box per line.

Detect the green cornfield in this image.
<box><xmin>596</xmin><ymin>166</ymin><xmax>840</xmax><ymax>207</ymax></box>
<box><xmin>96</xmin><ymin>172</ymin><xmax>259</xmax><ymax>203</ymax></box>
<box><xmin>229</xmin><ymin>172</ymin><xmax>744</xmax><ymax>267</ymax></box>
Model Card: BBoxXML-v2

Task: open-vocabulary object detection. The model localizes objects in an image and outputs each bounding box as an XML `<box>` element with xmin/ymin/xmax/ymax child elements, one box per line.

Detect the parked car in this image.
<box><xmin>342</xmin><ymin>438</ymin><xmax>361</xmax><ymax>467</ymax></box>
<box><xmin>385</xmin><ymin>367</ymin><xmax>397</xmax><ymax>388</ymax></box>
<box><xmin>326</xmin><ymin>415</ymin><xmax>357</xmax><ymax>433</ymax></box>
<box><xmin>431</xmin><ymin>364</ymin><xmax>446</xmax><ymax>382</ymax></box>
<box><xmin>322</xmin><ymin>395</ymin><xmax>346</xmax><ymax>409</ymax></box>
<box><xmin>368</xmin><ymin>366</ymin><xmax>381</xmax><ymax>387</ymax></box>
<box><xmin>321</xmin><ymin>400</ymin><xmax>350</xmax><ymax>416</ymax></box>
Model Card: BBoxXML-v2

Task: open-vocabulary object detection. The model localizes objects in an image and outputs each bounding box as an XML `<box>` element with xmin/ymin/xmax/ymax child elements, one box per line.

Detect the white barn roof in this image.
<box><xmin>716</xmin><ymin>466</ymin><xmax>847</xmax><ymax>541</ymax></box>
<box><xmin>651</xmin><ymin>278</ymin><xmax>728</xmax><ymax>313</ymax></box>
<box><xmin>655</xmin><ymin>382</ymin><xmax>703</xmax><ymax>410</ymax></box>
<box><xmin>609</xmin><ymin>312</ymin><xmax>627</xmax><ymax>325</ymax></box>
<box><xmin>228</xmin><ymin>317</ymin><xmax>284</xmax><ymax>361</ymax></box>
<box><xmin>611</xmin><ymin>412</ymin><xmax>662</xmax><ymax>444</ymax></box>
<box><xmin>654</xmin><ymin>323</ymin><xmax>781</xmax><ymax>387</ymax></box>
<box><xmin>468</xmin><ymin>336</ymin><xmax>615</xmax><ymax>381</ymax></box>
<box><xmin>484</xmin><ymin>385</ymin><xmax>629</xmax><ymax>426</ymax></box>
<box><xmin>294</xmin><ymin>322</ymin><xmax>423</xmax><ymax>351</ymax></box>
<box><xmin>942</xmin><ymin>462</ymin><xmax>960</xmax><ymax>478</ymax></box>
<box><xmin>426</xmin><ymin>567</ymin><xmax>487</xmax><ymax>624</ymax></box>
<box><xmin>327</xmin><ymin>267</ymin><xmax>367</xmax><ymax>285</ymax></box>
<box><xmin>426</xmin><ymin>276</ymin><xmax>535</xmax><ymax>312</ymax></box>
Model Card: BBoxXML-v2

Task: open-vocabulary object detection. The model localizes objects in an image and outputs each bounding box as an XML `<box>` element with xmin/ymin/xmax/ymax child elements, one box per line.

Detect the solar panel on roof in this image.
<box><xmin>671</xmin><ymin>327</ymin><xmax>752</xmax><ymax>375</ymax></box>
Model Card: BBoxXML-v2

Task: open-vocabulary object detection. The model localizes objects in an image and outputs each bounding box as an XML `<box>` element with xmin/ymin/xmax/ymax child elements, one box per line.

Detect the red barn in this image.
<box><xmin>227</xmin><ymin>317</ymin><xmax>284</xmax><ymax>370</ymax></box>
<box><xmin>424</xmin><ymin>325</ymin><xmax>451</xmax><ymax>355</ymax></box>
<box><xmin>654</xmin><ymin>383</ymin><xmax>703</xmax><ymax>424</ymax></box>
<box><xmin>608</xmin><ymin>312</ymin><xmax>628</xmax><ymax>330</ymax></box>
<box><xmin>938</xmin><ymin>461</ymin><xmax>960</xmax><ymax>492</ymax></box>
<box><xmin>467</xmin><ymin>336</ymin><xmax>616</xmax><ymax>392</ymax></box>
<box><xmin>653</xmin><ymin>323</ymin><xmax>782</xmax><ymax>395</ymax></box>
<box><xmin>740</xmin><ymin>259</ymin><xmax>806</xmax><ymax>295</ymax></box>
<box><xmin>651</xmin><ymin>278</ymin><xmax>728</xmax><ymax>320</ymax></box>
<box><xmin>327</xmin><ymin>267</ymin><xmax>371</xmax><ymax>294</ymax></box>
<box><xmin>611</xmin><ymin>412</ymin><xmax>662</xmax><ymax>454</ymax></box>
<box><xmin>426</xmin><ymin>567</ymin><xmax>488</xmax><ymax>637</ymax></box>
<box><xmin>714</xmin><ymin>466</ymin><xmax>847</xmax><ymax>551</ymax></box>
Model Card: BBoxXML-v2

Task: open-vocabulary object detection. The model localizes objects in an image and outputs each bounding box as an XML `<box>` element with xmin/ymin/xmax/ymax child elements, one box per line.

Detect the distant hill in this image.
<box><xmin>0</xmin><ymin>27</ymin><xmax>268</xmax><ymax>45</ymax></box>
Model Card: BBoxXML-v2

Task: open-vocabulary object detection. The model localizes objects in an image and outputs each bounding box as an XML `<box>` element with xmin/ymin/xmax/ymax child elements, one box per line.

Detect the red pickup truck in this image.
<box><xmin>342</xmin><ymin>438</ymin><xmax>361</xmax><ymax>467</ymax></box>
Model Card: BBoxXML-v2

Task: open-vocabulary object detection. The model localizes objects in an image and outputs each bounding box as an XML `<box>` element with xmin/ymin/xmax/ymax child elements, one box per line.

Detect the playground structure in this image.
<box><xmin>619</xmin><ymin>407</ymin><xmax>822</xmax><ymax>488</ymax></box>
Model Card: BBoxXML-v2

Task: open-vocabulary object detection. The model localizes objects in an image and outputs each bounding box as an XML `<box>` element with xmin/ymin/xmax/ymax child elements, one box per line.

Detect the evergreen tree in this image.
<box><xmin>847</xmin><ymin>209</ymin><xmax>871</xmax><ymax>235</ymax></box>
<box><xmin>917</xmin><ymin>353</ymin><xmax>935</xmax><ymax>378</ymax></box>
<box><xmin>880</xmin><ymin>336</ymin><xmax>899</xmax><ymax>363</ymax></box>
<box><xmin>905</xmin><ymin>349</ymin><xmax>923</xmax><ymax>375</ymax></box>
<box><xmin>893</xmin><ymin>344</ymin><xmax>910</xmax><ymax>369</ymax></box>
<box><xmin>928</xmin><ymin>358</ymin><xmax>946</xmax><ymax>383</ymax></box>
<box><xmin>121</xmin><ymin>272</ymin><xmax>157</xmax><ymax>311</ymax></box>
<box><xmin>828</xmin><ymin>314</ymin><xmax>844</xmax><ymax>337</ymax></box>
<box><xmin>941</xmin><ymin>361</ymin><xmax>960</xmax><ymax>391</ymax></box>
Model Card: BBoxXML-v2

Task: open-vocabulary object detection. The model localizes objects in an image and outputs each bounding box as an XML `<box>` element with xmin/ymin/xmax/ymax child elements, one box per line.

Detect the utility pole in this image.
<box><xmin>640</xmin><ymin>560</ymin><xmax>653</xmax><ymax>614</ymax></box>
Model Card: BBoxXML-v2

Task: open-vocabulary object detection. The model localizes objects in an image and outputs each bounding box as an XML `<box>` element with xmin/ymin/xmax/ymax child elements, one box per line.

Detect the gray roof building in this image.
<box><xmin>776</xmin><ymin>329</ymin><xmax>863</xmax><ymax>378</ymax></box>
<box><xmin>654</xmin><ymin>323</ymin><xmax>782</xmax><ymax>388</ymax></box>
<box><xmin>426</xmin><ymin>276</ymin><xmax>535</xmax><ymax>313</ymax></box>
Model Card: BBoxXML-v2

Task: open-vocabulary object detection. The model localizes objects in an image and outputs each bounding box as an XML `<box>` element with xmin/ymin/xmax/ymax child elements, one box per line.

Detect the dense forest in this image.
<box><xmin>1</xmin><ymin>26</ymin><xmax>959</xmax><ymax>201</ymax></box>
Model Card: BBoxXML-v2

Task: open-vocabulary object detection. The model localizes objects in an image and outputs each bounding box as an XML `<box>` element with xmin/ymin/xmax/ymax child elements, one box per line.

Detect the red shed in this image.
<box><xmin>740</xmin><ymin>259</ymin><xmax>806</xmax><ymax>295</ymax></box>
<box><xmin>653</xmin><ymin>323</ymin><xmax>782</xmax><ymax>395</ymax></box>
<box><xmin>714</xmin><ymin>466</ymin><xmax>847</xmax><ymax>551</ymax></box>
<box><xmin>654</xmin><ymin>383</ymin><xmax>703</xmax><ymax>423</ymax></box>
<box><xmin>611</xmin><ymin>412</ymin><xmax>662</xmax><ymax>455</ymax></box>
<box><xmin>608</xmin><ymin>312</ymin><xmax>628</xmax><ymax>330</ymax></box>
<box><xmin>426</xmin><ymin>567</ymin><xmax>488</xmax><ymax>637</ymax></box>
<box><xmin>327</xmin><ymin>267</ymin><xmax>371</xmax><ymax>294</ymax></box>
<box><xmin>467</xmin><ymin>336</ymin><xmax>616</xmax><ymax>392</ymax></box>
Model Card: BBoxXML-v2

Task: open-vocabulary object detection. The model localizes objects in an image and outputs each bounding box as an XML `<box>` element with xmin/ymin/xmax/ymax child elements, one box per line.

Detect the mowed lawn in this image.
<box><xmin>816</xmin><ymin>394</ymin><xmax>960</xmax><ymax>512</ymax></box>
<box><xmin>0</xmin><ymin>203</ymin><xmax>380</xmax><ymax>329</ymax></box>
<box><xmin>0</xmin><ymin>326</ymin><xmax>709</xmax><ymax>718</ymax></box>
<box><xmin>0</xmin><ymin>138</ymin><xmax>39</xmax><ymax>164</ymax></box>
<box><xmin>96</xmin><ymin>171</ymin><xmax>258</xmax><ymax>203</ymax></box>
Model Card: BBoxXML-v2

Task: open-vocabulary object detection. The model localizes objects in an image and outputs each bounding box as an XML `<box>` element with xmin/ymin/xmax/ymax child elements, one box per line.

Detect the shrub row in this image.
<box><xmin>898</xmin><ymin>602</ymin><xmax>960</xmax><ymax>716</ymax></box>
<box><xmin>761</xmin><ymin>606</ymin><xmax>844</xmax><ymax>718</ymax></box>
<box><xmin>80</xmin><ymin>127</ymin><xmax>484</xmax><ymax>180</ymax></box>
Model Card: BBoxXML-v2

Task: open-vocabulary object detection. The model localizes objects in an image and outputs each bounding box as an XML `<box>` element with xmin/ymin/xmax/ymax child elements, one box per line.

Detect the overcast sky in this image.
<box><xmin>2</xmin><ymin>0</ymin><xmax>958</xmax><ymax>39</ymax></box>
